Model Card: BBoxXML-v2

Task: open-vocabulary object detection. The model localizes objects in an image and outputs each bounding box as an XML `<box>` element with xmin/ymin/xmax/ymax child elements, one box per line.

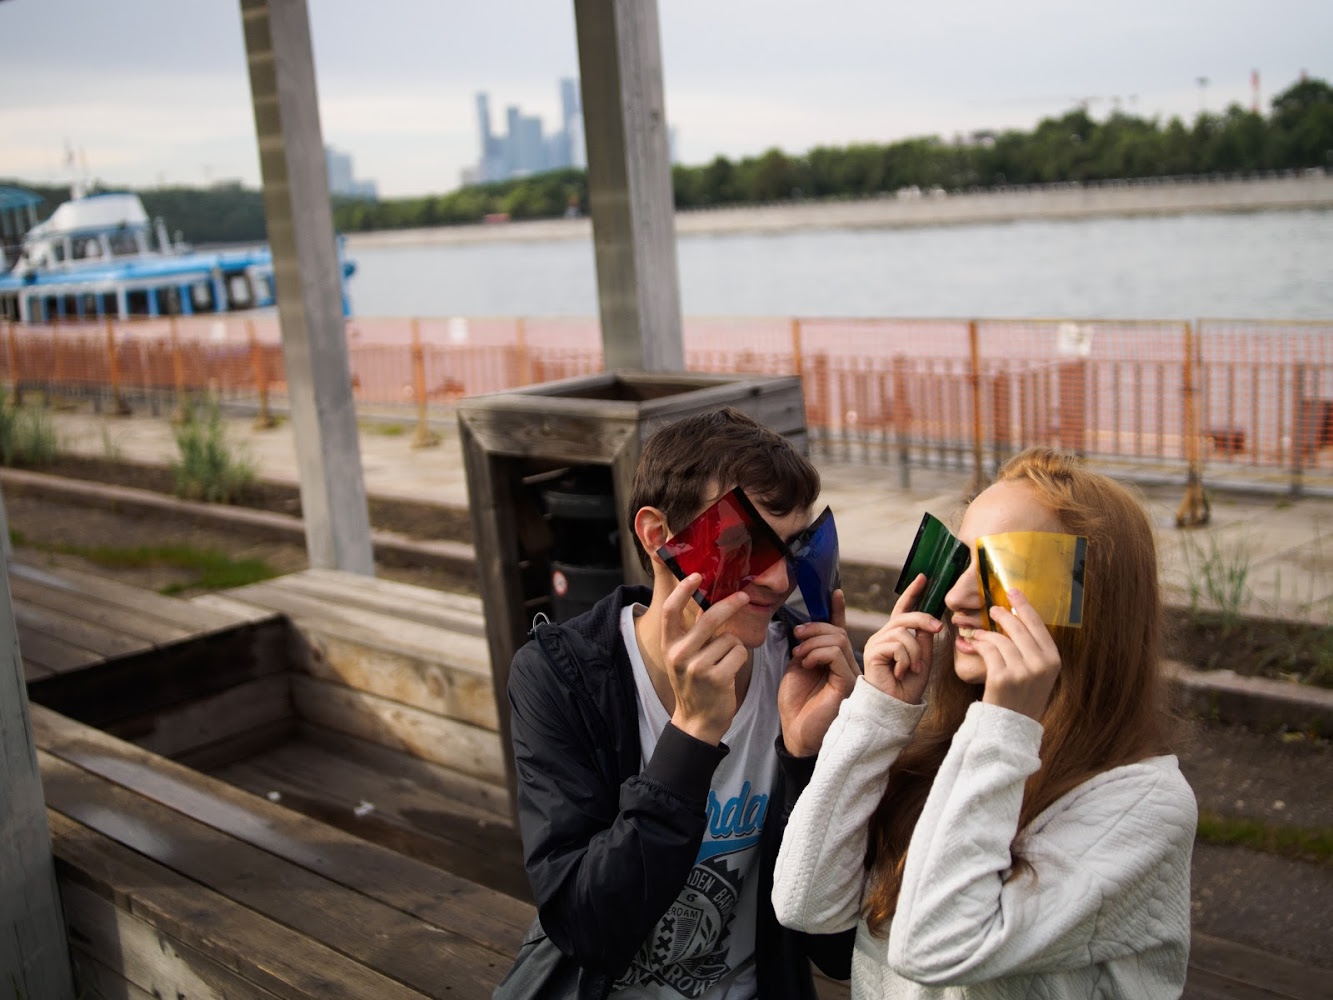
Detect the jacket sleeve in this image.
<box><xmin>508</xmin><ymin>639</ymin><xmax>727</xmax><ymax>975</ymax></box>
<box><xmin>772</xmin><ymin>678</ymin><xmax>926</xmax><ymax>934</ymax></box>
<box><xmin>886</xmin><ymin>701</ymin><xmax>1198</xmax><ymax>988</ymax></box>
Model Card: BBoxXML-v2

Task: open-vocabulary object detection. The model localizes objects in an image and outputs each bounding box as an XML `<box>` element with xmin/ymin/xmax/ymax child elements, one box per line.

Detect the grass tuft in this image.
<box><xmin>18</xmin><ymin>538</ymin><xmax>275</xmax><ymax>593</ymax></box>
<box><xmin>170</xmin><ymin>402</ymin><xmax>255</xmax><ymax>503</ymax></box>
<box><xmin>1197</xmin><ymin>809</ymin><xmax>1333</xmax><ymax>866</ymax></box>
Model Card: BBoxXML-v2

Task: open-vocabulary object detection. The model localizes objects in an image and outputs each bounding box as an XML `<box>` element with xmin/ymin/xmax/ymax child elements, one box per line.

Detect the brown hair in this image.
<box><xmin>861</xmin><ymin>447</ymin><xmax>1171</xmax><ymax>935</ymax></box>
<box><xmin>628</xmin><ymin>406</ymin><xmax>821</xmax><ymax>571</ymax></box>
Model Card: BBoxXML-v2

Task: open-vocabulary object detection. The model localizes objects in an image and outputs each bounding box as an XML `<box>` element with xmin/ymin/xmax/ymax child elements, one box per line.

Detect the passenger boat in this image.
<box><xmin>0</xmin><ymin>186</ymin><xmax>355</xmax><ymax>324</ymax></box>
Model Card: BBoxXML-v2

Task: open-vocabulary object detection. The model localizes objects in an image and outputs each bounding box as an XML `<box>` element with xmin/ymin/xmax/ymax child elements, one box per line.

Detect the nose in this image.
<box><xmin>943</xmin><ymin>550</ymin><xmax>980</xmax><ymax>613</ymax></box>
<box><xmin>752</xmin><ymin>553</ymin><xmax>790</xmax><ymax>593</ymax></box>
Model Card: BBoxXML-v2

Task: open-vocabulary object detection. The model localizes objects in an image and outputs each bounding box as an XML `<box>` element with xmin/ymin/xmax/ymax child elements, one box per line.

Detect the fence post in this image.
<box><xmin>249</xmin><ymin>320</ymin><xmax>276</xmax><ymax>430</ymax></box>
<box><xmin>515</xmin><ymin>317</ymin><xmax>533</xmax><ymax>387</ymax></box>
<box><xmin>892</xmin><ymin>353</ymin><xmax>911</xmax><ymax>489</ymax></box>
<box><xmin>170</xmin><ymin>316</ymin><xmax>188</xmax><ymax>424</ymax></box>
<box><xmin>790</xmin><ymin>316</ymin><xmax>804</xmax><ymax>381</ymax></box>
<box><xmin>1175</xmin><ymin>321</ymin><xmax>1211</xmax><ymax>526</ymax></box>
<box><xmin>104</xmin><ymin>316</ymin><xmax>130</xmax><ymax>415</ymax></box>
<box><xmin>1291</xmin><ymin>362</ymin><xmax>1308</xmax><ymax>498</ymax></box>
<box><xmin>411</xmin><ymin>318</ymin><xmax>440</xmax><ymax>449</ymax></box>
<box><xmin>968</xmin><ymin>320</ymin><xmax>987</xmax><ymax>496</ymax></box>
<box><xmin>5</xmin><ymin>318</ymin><xmax>20</xmax><ymax>404</ymax></box>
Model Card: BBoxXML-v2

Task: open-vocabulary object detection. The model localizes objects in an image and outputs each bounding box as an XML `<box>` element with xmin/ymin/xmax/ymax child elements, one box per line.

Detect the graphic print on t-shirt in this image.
<box><xmin>612</xmin><ymin>783</ymin><xmax>766</xmax><ymax>998</ymax></box>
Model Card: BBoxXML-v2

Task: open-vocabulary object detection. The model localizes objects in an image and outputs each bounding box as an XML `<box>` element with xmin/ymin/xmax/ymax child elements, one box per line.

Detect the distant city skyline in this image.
<box><xmin>326</xmin><ymin>146</ymin><xmax>378</xmax><ymax>201</ymax></box>
<box><xmin>0</xmin><ymin>0</ymin><xmax>1328</xmax><ymax>199</ymax></box>
<box><xmin>465</xmin><ymin>78</ymin><xmax>586</xmax><ymax>186</ymax></box>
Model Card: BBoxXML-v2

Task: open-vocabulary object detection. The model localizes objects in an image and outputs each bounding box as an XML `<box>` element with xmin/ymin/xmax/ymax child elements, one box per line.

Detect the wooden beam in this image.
<box><xmin>239</xmin><ymin>0</ymin><xmax>374</xmax><ymax>574</ymax></box>
<box><xmin>574</xmin><ymin>0</ymin><xmax>684</xmax><ymax>371</ymax></box>
<box><xmin>0</xmin><ymin>546</ymin><xmax>74</xmax><ymax>996</ymax></box>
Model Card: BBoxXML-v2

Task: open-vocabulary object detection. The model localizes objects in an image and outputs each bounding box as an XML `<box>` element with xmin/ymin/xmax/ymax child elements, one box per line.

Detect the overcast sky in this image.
<box><xmin>2</xmin><ymin>0</ymin><xmax>1329</xmax><ymax>199</ymax></box>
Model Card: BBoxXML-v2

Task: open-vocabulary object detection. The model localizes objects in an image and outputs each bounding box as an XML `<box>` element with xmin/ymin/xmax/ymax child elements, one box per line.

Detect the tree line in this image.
<box><xmin>5</xmin><ymin>76</ymin><xmax>1330</xmax><ymax>245</ymax></box>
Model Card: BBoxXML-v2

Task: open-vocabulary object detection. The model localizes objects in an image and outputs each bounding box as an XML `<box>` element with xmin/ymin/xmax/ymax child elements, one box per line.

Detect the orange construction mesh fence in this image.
<box><xmin>4</xmin><ymin>314</ymin><xmax>1333</xmax><ymax>491</ymax></box>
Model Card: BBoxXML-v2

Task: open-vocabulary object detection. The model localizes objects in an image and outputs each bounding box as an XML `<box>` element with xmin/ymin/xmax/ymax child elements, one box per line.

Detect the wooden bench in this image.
<box><xmin>35</xmin><ymin>704</ymin><xmax>530</xmax><ymax>999</ymax></box>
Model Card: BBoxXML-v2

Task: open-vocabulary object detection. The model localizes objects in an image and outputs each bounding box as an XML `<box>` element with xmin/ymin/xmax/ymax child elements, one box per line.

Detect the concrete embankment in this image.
<box><xmin>344</xmin><ymin>173</ymin><xmax>1333</xmax><ymax>250</ymax></box>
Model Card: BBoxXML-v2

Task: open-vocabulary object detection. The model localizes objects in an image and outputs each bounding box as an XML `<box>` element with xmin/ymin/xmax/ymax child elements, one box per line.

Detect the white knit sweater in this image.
<box><xmin>773</xmin><ymin>679</ymin><xmax>1197</xmax><ymax>999</ymax></box>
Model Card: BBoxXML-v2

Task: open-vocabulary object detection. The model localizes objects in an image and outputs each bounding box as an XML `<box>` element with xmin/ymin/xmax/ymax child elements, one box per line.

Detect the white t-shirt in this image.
<box><xmin>611</xmin><ymin>604</ymin><xmax>786</xmax><ymax>1000</ymax></box>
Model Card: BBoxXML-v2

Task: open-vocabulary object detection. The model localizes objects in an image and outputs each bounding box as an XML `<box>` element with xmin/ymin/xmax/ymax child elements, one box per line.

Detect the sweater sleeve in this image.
<box><xmin>772</xmin><ymin>677</ymin><xmax>926</xmax><ymax>934</ymax></box>
<box><xmin>886</xmin><ymin>701</ymin><xmax>1198</xmax><ymax>987</ymax></box>
<box><xmin>508</xmin><ymin>640</ymin><xmax>727</xmax><ymax>974</ymax></box>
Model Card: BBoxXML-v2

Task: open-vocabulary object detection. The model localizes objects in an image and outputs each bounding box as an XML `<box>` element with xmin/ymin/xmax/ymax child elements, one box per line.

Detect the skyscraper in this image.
<box><xmin>466</xmin><ymin>78</ymin><xmax>585</xmax><ymax>185</ymax></box>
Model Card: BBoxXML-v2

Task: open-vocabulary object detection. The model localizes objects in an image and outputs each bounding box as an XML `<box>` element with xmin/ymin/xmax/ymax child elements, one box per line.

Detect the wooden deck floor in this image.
<box><xmin>12</xmin><ymin>564</ymin><xmax>1330</xmax><ymax>999</ymax></box>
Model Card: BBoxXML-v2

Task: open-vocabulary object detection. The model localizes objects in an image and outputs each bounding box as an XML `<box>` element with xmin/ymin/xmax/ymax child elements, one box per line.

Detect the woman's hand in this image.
<box><xmin>862</xmin><ymin>573</ymin><xmax>942</xmax><ymax>704</ymax></box>
<box><xmin>972</xmin><ymin>588</ymin><xmax>1063</xmax><ymax>721</ymax></box>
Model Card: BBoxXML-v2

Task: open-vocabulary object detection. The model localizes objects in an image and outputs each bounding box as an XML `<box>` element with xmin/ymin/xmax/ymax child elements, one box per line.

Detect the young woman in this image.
<box><xmin>772</xmin><ymin>447</ymin><xmax>1197</xmax><ymax>998</ymax></box>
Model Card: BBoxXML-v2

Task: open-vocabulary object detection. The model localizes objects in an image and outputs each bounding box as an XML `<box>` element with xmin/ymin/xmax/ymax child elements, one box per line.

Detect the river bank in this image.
<box><xmin>344</xmin><ymin>172</ymin><xmax>1333</xmax><ymax>250</ymax></box>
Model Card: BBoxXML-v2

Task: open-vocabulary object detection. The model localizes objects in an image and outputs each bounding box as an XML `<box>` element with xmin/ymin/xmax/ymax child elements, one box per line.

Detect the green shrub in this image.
<box><xmin>170</xmin><ymin>403</ymin><xmax>255</xmax><ymax>504</ymax></box>
<box><xmin>0</xmin><ymin>389</ymin><xmax>59</xmax><ymax>467</ymax></box>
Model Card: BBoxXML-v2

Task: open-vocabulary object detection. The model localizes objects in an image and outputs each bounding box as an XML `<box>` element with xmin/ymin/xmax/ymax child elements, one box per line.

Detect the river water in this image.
<box><xmin>346</xmin><ymin>208</ymin><xmax>1333</xmax><ymax>322</ymax></box>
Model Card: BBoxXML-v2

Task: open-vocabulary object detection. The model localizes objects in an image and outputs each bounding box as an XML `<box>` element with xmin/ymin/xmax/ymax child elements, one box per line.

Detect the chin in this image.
<box><xmin>953</xmin><ymin>655</ymin><xmax>987</xmax><ymax>686</ymax></box>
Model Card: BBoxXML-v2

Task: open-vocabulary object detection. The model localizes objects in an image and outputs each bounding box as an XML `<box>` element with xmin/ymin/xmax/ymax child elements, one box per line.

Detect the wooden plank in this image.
<box><xmin>10</xmin><ymin>563</ymin><xmax>248</xmax><ymax>634</ymax></box>
<box><xmin>22</xmin><ymin>657</ymin><xmax>53</xmax><ymax>682</ymax></box>
<box><xmin>298</xmin><ymin>624</ymin><xmax>498</xmax><ymax>729</ymax></box>
<box><xmin>14</xmin><ymin>599</ymin><xmax>155</xmax><ymax>659</ymax></box>
<box><xmin>190</xmin><ymin>591</ymin><xmax>286</xmax><ymax>625</ymax></box>
<box><xmin>290</xmin><ymin>675</ymin><xmax>506</xmax><ymax>785</ymax></box>
<box><xmin>295</xmin><ymin>567</ymin><xmax>485</xmax><ymax>620</ymax></box>
<box><xmin>291</xmin><ymin>677</ymin><xmax>503</xmax><ymax>789</ymax></box>
<box><xmin>225</xmin><ymin>582</ymin><xmax>492</xmax><ymax>678</ymax></box>
<box><xmin>213</xmin><ymin>738</ymin><xmax>529</xmax><ymax>901</ymax></box>
<box><xmin>174</xmin><ymin>717</ymin><xmax>297</xmax><ymax>772</ymax></box>
<box><xmin>49</xmin><ymin>812</ymin><xmax>438</xmax><ymax>1000</ymax></box>
<box><xmin>33</xmin><ymin>704</ymin><xmax>531</xmax><ymax>952</ymax></box>
<box><xmin>41</xmin><ymin>752</ymin><xmax>515</xmax><ymax>997</ymax></box>
<box><xmin>62</xmin><ymin>881</ymin><xmax>285</xmax><ymax>1000</ymax></box>
<box><xmin>1188</xmin><ymin>931</ymin><xmax>1329</xmax><ymax>999</ymax></box>
<box><xmin>295</xmin><ymin>722</ymin><xmax>512</xmax><ymax>821</ymax></box>
<box><xmin>104</xmin><ymin>674</ymin><xmax>293</xmax><ymax>760</ymax></box>
<box><xmin>69</xmin><ymin>949</ymin><xmax>157</xmax><ymax>1000</ymax></box>
<box><xmin>28</xmin><ymin>618</ymin><xmax>291</xmax><ymax>729</ymax></box>
<box><xmin>13</xmin><ymin>624</ymin><xmax>104</xmax><ymax>674</ymax></box>
<box><xmin>11</xmin><ymin>573</ymin><xmax>197</xmax><ymax>645</ymax></box>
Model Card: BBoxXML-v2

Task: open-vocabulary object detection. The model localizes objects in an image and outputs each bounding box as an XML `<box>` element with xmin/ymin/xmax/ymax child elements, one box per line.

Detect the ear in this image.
<box><xmin>633</xmin><ymin>506</ymin><xmax>671</xmax><ymax>564</ymax></box>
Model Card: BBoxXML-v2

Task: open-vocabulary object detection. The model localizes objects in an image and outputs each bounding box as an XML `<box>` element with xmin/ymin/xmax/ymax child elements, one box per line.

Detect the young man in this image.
<box><xmin>498</xmin><ymin>407</ymin><xmax>858</xmax><ymax>1000</ymax></box>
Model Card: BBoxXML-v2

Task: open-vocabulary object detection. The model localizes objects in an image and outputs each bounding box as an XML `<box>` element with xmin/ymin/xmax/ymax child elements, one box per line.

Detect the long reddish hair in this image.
<box><xmin>861</xmin><ymin>448</ymin><xmax>1172</xmax><ymax>935</ymax></box>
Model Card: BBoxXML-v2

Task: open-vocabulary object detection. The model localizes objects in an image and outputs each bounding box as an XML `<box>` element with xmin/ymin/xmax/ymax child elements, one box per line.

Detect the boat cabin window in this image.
<box><xmin>50</xmin><ymin>242</ymin><xmax>66</xmax><ymax>264</ymax></box>
<box><xmin>72</xmin><ymin>237</ymin><xmax>103</xmax><ymax>261</ymax></box>
<box><xmin>227</xmin><ymin>274</ymin><xmax>252</xmax><ymax>308</ymax></box>
<box><xmin>108</xmin><ymin>228</ymin><xmax>140</xmax><ymax>257</ymax></box>
<box><xmin>191</xmin><ymin>281</ymin><xmax>216</xmax><ymax>312</ymax></box>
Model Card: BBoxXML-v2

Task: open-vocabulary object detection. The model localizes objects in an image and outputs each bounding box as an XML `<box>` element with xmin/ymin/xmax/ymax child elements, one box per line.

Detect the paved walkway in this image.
<box><xmin>43</xmin><ymin>406</ymin><xmax>1333</xmax><ymax>625</ymax></box>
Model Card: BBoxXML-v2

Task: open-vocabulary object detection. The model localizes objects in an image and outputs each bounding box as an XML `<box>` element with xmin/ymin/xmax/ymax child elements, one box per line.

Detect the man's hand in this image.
<box><xmin>661</xmin><ymin>572</ymin><xmax>753</xmax><ymax>745</ymax></box>
<box><xmin>779</xmin><ymin>590</ymin><xmax>859</xmax><ymax>757</ymax></box>
<box><xmin>863</xmin><ymin>573</ymin><xmax>942</xmax><ymax>705</ymax></box>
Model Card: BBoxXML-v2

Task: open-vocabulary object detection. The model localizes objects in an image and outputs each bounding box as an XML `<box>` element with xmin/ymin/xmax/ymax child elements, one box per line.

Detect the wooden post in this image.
<box><xmin>574</xmin><ymin>0</ymin><xmax>684</xmax><ymax>372</ymax></box>
<box><xmin>411</xmin><ymin>319</ymin><xmax>440</xmax><ymax>449</ymax></box>
<box><xmin>1176</xmin><ymin>321</ymin><xmax>1212</xmax><ymax>526</ymax></box>
<box><xmin>968</xmin><ymin>320</ymin><xmax>987</xmax><ymax>497</ymax></box>
<box><xmin>791</xmin><ymin>316</ymin><xmax>804</xmax><ymax>381</ymax></box>
<box><xmin>249</xmin><ymin>319</ymin><xmax>276</xmax><ymax>429</ymax></box>
<box><xmin>0</xmin><ymin>541</ymin><xmax>76</xmax><ymax>997</ymax></box>
<box><xmin>104</xmin><ymin>316</ymin><xmax>130</xmax><ymax>416</ymax></box>
<box><xmin>241</xmin><ymin>0</ymin><xmax>374</xmax><ymax>574</ymax></box>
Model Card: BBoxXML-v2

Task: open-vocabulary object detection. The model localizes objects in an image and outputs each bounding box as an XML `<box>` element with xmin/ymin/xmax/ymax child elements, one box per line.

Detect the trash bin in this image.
<box><xmin>457</xmin><ymin>370</ymin><xmax>807</xmax><ymax>806</ymax></box>
<box><xmin>542</xmin><ymin>465</ymin><xmax>622</xmax><ymax>622</ymax></box>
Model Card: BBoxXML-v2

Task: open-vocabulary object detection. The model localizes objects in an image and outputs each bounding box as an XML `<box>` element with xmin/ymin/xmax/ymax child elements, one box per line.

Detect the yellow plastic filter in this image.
<box><xmin>976</xmin><ymin>531</ymin><xmax>1087</xmax><ymax>632</ymax></box>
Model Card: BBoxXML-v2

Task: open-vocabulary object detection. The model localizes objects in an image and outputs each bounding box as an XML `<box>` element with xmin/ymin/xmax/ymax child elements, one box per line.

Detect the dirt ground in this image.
<box><xmin>5</xmin><ymin>481</ymin><xmax>1332</xmax><ymax>969</ymax></box>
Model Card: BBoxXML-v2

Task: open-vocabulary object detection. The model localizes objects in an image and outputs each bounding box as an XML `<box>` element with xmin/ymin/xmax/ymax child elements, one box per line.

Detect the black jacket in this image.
<box><xmin>506</xmin><ymin>585</ymin><xmax>854</xmax><ymax>999</ymax></box>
